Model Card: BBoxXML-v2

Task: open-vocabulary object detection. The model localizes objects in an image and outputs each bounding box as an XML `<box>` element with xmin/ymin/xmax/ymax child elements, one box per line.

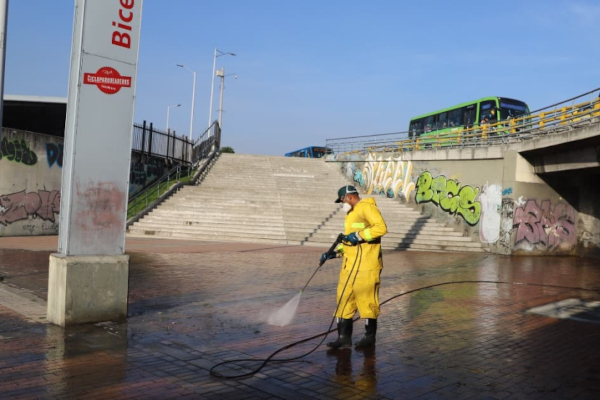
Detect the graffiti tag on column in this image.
<box><xmin>513</xmin><ymin>199</ymin><xmax>576</xmax><ymax>251</ymax></box>
<box><xmin>498</xmin><ymin>198</ymin><xmax>515</xmax><ymax>253</ymax></box>
<box><xmin>0</xmin><ymin>138</ymin><xmax>38</xmax><ymax>166</ymax></box>
<box><xmin>46</xmin><ymin>143</ymin><xmax>63</xmax><ymax>168</ymax></box>
<box><xmin>479</xmin><ymin>183</ymin><xmax>502</xmax><ymax>243</ymax></box>
<box><xmin>415</xmin><ymin>172</ymin><xmax>481</xmax><ymax>225</ymax></box>
<box><xmin>0</xmin><ymin>190</ymin><xmax>61</xmax><ymax>226</ymax></box>
<box><xmin>349</xmin><ymin>153</ymin><xmax>416</xmax><ymax>200</ymax></box>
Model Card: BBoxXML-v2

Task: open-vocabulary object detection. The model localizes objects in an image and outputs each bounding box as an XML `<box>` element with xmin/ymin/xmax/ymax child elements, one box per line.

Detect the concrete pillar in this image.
<box><xmin>47</xmin><ymin>254</ymin><xmax>129</xmax><ymax>327</ymax></box>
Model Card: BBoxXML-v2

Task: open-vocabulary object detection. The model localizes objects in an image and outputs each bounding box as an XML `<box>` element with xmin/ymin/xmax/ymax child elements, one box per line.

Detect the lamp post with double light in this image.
<box><xmin>215</xmin><ymin>67</ymin><xmax>237</xmax><ymax>129</ymax></box>
<box><xmin>208</xmin><ymin>48</ymin><xmax>235</xmax><ymax>130</ymax></box>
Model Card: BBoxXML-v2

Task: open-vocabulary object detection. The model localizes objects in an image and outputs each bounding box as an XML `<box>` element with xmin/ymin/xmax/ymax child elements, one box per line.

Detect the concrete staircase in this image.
<box><xmin>128</xmin><ymin>154</ymin><xmax>484</xmax><ymax>252</ymax></box>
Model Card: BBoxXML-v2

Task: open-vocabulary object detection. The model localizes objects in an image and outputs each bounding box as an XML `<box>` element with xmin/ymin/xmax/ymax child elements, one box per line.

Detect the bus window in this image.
<box><xmin>448</xmin><ymin>108</ymin><xmax>462</xmax><ymax>127</ymax></box>
<box><xmin>410</xmin><ymin>119</ymin><xmax>424</xmax><ymax>137</ymax></box>
<box><xmin>312</xmin><ymin>147</ymin><xmax>329</xmax><ymax>158</ymax></box>
<box><xmin>499</xmin><ymin>99</ymin><xmax>529</xmax><ymax>120</ymax></box>
<box><xmin>479</xmin><ymin>101</ymin><xmax>497</xmax><ymax>124</ymax></box>
<box><xmin>438</xmin><ymin>112</ymin><xmax>448</xmax><ymax>129</ymax></box>
<box><xmin>464</xmin><ymin>104</ymin><xmax>476</xmax><ymax>128</ymax></box>
<box><xmin>424</xmin><ymin>116</ymin><xmax>434</xmax><ymax>133</ymax></box>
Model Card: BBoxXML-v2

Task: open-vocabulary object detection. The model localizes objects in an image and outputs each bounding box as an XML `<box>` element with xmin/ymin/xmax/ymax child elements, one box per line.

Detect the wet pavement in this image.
<box><xmin>1</xmin><ymin>236</ymin><xmax>600</xmax><ymax>399</ymax></box>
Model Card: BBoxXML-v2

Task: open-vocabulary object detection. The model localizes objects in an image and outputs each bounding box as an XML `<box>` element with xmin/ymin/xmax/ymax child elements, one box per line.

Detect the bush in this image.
<box><xmin>220</xmin><ymin>146</ymin><xmax>235</xmax><ymax>154</ymax></box>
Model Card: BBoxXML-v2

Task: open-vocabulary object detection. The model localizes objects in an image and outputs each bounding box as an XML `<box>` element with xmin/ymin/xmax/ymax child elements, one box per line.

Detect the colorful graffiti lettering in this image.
<box><xmin>0</xmin><ymin>190</ymin><xmax>61</xmax><ymax>226</ymax></box>
<box><xmin>46</xmin><ymin>143</ymin><xmax>63</xmax><ymax>168</ymax></box>
<box><xmin>502</xmin><ymin>187</ymin><xmax>513</xmax><ymax>196</ymax></box>
<box><xmin>479</xmin><ymin>183</ymin><xmax>502</xmax><ymax>243</ymax></box>
<box><xmin>513</xmin><ymin>199</ymin><xmax>576</xmax><ymax>251</ymax></box>
<box><xmin>350</xmin><ymin>153</ymin><xmax>416</xmax><ymax>200</ymax></box>
<box><xmin>415</xmin><ymin>172</ymin><xmax>481</xmax><ymax>225</ymax></box>
<box><xmin>0</xmin><ymin>137</ymin><xmax>38</xmax><ymax>166</ymax></box>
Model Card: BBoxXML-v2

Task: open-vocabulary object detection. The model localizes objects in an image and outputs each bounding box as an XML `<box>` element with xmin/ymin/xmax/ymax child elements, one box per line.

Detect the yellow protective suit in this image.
<box><xmin>335</xmin><ymin>197</ymin><xmax>387</xmax><ymax>319</ymax></box>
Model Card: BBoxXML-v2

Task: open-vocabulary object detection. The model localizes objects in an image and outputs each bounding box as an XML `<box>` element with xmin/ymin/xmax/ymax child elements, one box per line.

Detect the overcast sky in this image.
<box><xmin>5</xmin><ymin>0</ymin><xmax>600</xmax><ymax>155</ymax></box>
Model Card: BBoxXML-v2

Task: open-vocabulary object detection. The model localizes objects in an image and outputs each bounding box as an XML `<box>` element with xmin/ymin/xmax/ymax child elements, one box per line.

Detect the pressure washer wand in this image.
<box><xmin>300</xmin><ymin>233</ymin><xmax>344</xmax><ymax>293</ymax></box>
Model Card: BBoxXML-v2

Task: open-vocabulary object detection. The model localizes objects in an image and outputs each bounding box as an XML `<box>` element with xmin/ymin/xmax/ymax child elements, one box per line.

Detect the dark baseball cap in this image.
<box><xmin>335</xmin><ymin>185</ymin><xmax>359</xmax><ymax>203</ymax></box>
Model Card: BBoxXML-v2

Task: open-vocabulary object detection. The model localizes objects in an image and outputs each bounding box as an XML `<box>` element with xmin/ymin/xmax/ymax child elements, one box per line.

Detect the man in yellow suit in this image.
<box><xmin>320</xmin><ymin>185</ymin><xmax>387</xmax><ymax>349</ymax></box>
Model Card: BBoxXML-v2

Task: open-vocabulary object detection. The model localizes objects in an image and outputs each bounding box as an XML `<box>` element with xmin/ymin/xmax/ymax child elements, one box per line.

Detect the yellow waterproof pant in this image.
<box><xmin>335</xmin><ymin>264</ymin><xmax>381</xmax><ymax>319</ymax></box>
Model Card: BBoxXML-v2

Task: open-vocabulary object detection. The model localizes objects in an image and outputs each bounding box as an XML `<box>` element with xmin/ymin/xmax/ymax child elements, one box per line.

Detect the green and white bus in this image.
<box><xmin>408</xmin><ymin>96</ymin><xmax>530</xmax><ymax>142</ymax></box>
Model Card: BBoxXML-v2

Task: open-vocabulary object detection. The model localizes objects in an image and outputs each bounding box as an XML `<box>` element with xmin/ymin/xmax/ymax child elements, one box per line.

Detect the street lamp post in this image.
<box><xmin>176</xmin><ymin>64</ymin><xmax>196</xmax><ymax>142</ymax></box>
<box><xmin>0</xmin><ymin>0</ymin><xmax>9</xmax><ymax>142</ymax></box>
<box><xmin>215</xmin><ymin>67</ymin><xmax>237</xmax><ymax>129</ymax></box>
<box><xmin>208</xmin><ymin>48</ymin><xmax>235</xmax><ymax>130</ymax></box>
<box><xmin>166</xmin><ymin>103</ymin><xmax>181</xmax><ymax>133</ymax></box>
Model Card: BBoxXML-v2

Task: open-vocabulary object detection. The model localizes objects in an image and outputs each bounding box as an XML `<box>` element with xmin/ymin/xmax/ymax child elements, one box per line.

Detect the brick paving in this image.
<box><xmin>1</xmin><ymin>236</ymin><xmax>600</xmax><ymax>399</ymax></box>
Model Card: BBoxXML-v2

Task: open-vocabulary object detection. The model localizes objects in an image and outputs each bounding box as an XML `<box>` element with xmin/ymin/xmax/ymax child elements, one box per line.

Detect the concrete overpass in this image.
<box><xmin>326</xmin><ymin>89</ymin><xmax>600</xmax><ymax>257</ymax></box>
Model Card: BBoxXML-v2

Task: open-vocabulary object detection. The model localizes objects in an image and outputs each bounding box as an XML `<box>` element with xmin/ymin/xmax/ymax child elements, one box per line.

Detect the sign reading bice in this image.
<box><xmin>59</xmin><ymin>0</ymin><xmax>144</xmax><ymax>256</ymax></box>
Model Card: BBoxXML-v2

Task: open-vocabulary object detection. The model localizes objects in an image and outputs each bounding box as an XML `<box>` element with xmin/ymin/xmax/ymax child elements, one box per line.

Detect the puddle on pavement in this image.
<box><xmin>44</xmin><ymin>321</ymin><xmax>128</xmax><ymax>361</ymax></box>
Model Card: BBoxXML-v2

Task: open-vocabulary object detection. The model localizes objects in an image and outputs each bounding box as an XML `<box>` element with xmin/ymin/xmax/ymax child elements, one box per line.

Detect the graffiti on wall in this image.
<box><xmin>347</xmin><ymin>153</ymin><xmax>416</xmax><ymax>200</ymax></box>
<box><xmin>415</xmin><ymin>172</ymin><xmax>481</xmax><ymax>226</ymax></box>
<box><xmin>0</xmin><ymin>190</ymin><xmax>61</xmax><ymax>226</ymax></box>
<box><xmin>0</xmin><ymin>138</ymin><xmax>38</xmax><ymax>166</ymax></box>
<box><xmin>130</xmin><ymin>158</ymin><xmax>164</xmax><ymax>186</ymax></box>
<box><xmin>513</xmin><ymin>199</ymin><xmax>576</xmax><ymax>251</ymax></box>
<box><xmin>479</xmin><ymin>183</ymin><xmax>502</xmax><ymax>243</ymax></box>
<box><xmin>46</xmin><ymin>143</ymin><xmax>63</xmax><ymax>168</ymax></box>
<box><xmin>498</xmin><ymin>198</ymin><xmax>514</xmax><ymax>253</ymax></box>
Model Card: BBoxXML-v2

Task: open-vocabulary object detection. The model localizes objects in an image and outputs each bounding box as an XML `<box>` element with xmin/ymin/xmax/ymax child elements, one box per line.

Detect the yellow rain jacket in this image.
<box><xmin>335</xmin><ymin>197</ymin><xmax>387</xmax><ymax>319</ymax></box>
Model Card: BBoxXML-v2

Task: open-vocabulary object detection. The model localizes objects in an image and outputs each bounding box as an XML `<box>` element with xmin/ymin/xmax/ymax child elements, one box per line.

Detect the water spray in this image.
<box><xmin>267</xmin><ymin>234</ymin><xmax>345</xmax><ymax>327</ymax></box>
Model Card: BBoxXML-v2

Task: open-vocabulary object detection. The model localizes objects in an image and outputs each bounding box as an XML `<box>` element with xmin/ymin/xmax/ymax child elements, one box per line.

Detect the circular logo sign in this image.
<box><xmin>83</xmin><ymin>66</ymin><xmax>132</xmax><ymax>95</ymax></box>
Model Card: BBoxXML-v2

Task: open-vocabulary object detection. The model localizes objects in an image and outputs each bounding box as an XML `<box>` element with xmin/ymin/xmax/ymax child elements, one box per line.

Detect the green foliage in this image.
<box><xmin>220</xmin><ymin>146</ymin><xmax>235</xmax><ymax>154</ymax></box>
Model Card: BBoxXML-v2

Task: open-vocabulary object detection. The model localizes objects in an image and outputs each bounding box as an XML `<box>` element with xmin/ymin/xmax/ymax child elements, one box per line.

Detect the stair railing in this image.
<box><xmin>126</xmin><ymin>162</ymin><xmax>193</xmax><ymax>223</ymax></box>
<box><xmin>126</xmin><ymin>120</ymin><xmax>223</xmax><ymax>225</ymax></box>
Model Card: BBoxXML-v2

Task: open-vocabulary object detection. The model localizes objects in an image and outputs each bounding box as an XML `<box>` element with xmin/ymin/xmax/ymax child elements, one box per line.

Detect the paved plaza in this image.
<box><xmin>1</xmin><ymin>236</ymin><xmax>600</xmax><ymax>399</ymax></box>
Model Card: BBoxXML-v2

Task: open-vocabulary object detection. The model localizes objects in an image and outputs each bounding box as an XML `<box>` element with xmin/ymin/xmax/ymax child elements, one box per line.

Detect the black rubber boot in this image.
<box><xmin>327</xmin><ymin>318</ymin><xmax>353</xmax><ymax>349</ymax></box>
<box><xmin>355</xmin><ymin>318</ymin><xmax>377</xmax><ymax>348</ymax></box>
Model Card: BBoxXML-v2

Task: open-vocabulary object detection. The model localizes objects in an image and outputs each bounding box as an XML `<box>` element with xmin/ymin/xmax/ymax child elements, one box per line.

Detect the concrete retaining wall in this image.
<box><xmin>327</xmin><ymin>149</ymin><xmax>598</xmax><ymax>256</ymax></box>
<box><xmin>0</xmin><ymin>128</ymin><xmax>63</xmax><ymax>236</ymax></box>
<box><xmin>0</xmin><ymin>128</ymin><xmax>172</xmax><ymax>237</ymax></box>
<box><xmin>128</xmin><ymin>152</ymin><xmax>170</xmax><ymax>197</ymax></box>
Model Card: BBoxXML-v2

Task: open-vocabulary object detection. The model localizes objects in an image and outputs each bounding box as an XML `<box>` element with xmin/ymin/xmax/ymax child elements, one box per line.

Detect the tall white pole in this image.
<box><xmin>189</xmin><ymin>70</ymin><xmax>196</xmax><ymax>142</ymax></box>
<box><xmin>208</xmin><ymin>47</ymin><xmax>217</xmax><ymax>132</ymax></box>
<box><xmin>0</xmin><ymin>0</ymin><xmax>8</xmax><ymax>141</ymax></box>
<box><xmin>166</xmin><ymin>106</ymin><xmax>170</xmax><ymax>133</ymax></box>
<box><xmin>218</xmin><ymin>67</ymin><xmax>224</xmax><ymax>128</ymax></box>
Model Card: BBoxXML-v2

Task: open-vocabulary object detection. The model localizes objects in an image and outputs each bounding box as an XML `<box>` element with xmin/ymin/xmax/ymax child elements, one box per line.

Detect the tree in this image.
<box><xmin>220</xmin><ymin>146</ymin><xmax>235</xmax><ymax>154</ymax></box>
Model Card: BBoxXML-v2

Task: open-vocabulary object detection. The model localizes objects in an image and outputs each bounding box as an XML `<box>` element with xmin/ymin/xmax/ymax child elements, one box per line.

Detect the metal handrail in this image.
<box><xmin>192</xmin><ymin>121</ymin><xmax>221</xmax><ymax>166</ymax></box>
<box><xmin>326</xmin><ymin>87</ymin><xmax>600</xmax><ymax>156</ymax></box>
<box><xmin>127</xmin><ymin>162</ymin><xmax>193</xmax><ymax>220</ymax></box>
<box><xmin>126</xmin><ymin>120</ymin><xmax>223</xmax><ymax>221</ymax></box>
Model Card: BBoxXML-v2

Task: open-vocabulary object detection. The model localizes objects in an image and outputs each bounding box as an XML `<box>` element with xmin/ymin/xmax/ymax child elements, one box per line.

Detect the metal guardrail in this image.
<box><xmin>132</xmin><ymin>121</ymin><xmax>193</xmax><ymax>163</ymax></box>
<box><xmin>326</xmin><ymin>87</ymin><xmax>600</xmax><ymax>155</ymax></box>
<box><xmin>192</xmin><ymin>121</ymin><xmax>221</xmax><ymax>166</ymax></box>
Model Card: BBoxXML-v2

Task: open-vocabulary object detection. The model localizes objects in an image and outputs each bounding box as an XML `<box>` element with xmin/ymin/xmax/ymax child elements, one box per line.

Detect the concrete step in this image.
<box><xmin>299</xmin><ymin>233</ymin><xmax>479</xmax><ymax>246</ymax></box>
<box><xmin>133</xmin><ymin>219</ymin><xmax>462</xmax><ymax>237</ymax></box>
<box><xmin>128</xmin><ymin>226</ymin><xmax>287</xmax><ymax>240</ymax></box>
<box><xmin>142</xmin><ymin>212</ymin><xmax>444</xmax><ymax>226</ymax></box>
<box><xmin>127</xmin><ymin>230</ymin><xmax>294</xmax><ymax>245</ymax></box>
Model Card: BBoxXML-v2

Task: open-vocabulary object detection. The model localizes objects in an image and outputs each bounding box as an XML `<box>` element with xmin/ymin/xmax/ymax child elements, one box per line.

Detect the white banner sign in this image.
<box><xmin>59</xmin><ymin>0</ymin><xmax>143</xmax><ymax>255</ymax></box>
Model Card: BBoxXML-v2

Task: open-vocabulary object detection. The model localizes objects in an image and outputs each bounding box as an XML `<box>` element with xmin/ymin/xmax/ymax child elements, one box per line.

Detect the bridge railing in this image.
<box><xmin>192</xmin><ymin>121</ymin><xmax>221</xmax><ymax>166</ymax></box>
<box><xmin>326</xmin><ymin>87</ymin><xmax>600</xmax><ymax>156</ymax></box>
<box><xmin>132</xmin><ymin>121</ymin><xmax>193</xmax><ymax>164</ymax></box>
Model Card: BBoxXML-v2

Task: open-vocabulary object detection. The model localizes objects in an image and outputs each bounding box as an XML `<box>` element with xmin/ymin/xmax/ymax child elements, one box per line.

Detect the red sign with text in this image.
<box><xmin>83</xmin><ymin>66</ymin><xmax>132</xmax><ymax>95</ymax></box>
